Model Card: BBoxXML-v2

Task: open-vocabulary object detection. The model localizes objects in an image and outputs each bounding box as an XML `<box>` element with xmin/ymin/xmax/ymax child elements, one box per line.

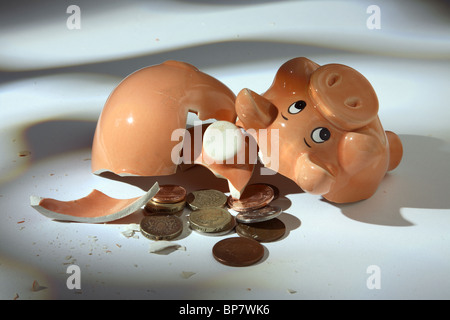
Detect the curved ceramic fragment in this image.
<box><xmin>91</xmin><ymin>60</ymin><xmax>236</xmax><ymax>177</ymax></box>
<box><xmin>30</xmin><ymin>182</ymin><xmax>159</xmax><ymax>223</ymax></box>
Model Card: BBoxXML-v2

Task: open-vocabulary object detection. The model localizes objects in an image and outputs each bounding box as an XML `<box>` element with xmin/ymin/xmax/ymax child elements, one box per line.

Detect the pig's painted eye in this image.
<box><xmin>288</xmin><ymin>100</ymin><xmax>307</xmax><ymax>114</ymax></box>
<box><xmin>311</xmin><ymin>127</ymin><xmax>331</xmax><ymax>143</ymax></box>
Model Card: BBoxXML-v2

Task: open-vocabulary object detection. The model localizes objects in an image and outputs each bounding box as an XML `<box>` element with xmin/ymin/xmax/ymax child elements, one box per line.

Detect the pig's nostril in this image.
<box><xmin>344</xmin><ymin>97</ymin><xmax>361</xmax><ymax>108</ymax></box>
<box><xmin>326</xmin><ymin>73</ymin><xmax>341</xmax><ymax>87</ymax></box>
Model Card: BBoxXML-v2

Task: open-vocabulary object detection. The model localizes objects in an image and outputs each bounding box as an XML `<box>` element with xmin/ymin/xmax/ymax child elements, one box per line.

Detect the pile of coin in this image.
<box><xmin>140</xmin><ymin>185</ymin><xmax>186</xmax><ymax>241</ymax></box>
<box><xmin>227</xmin><ymin>184</ymin><xmax>275</xmax><ymax>212</ymax></box>
<box><xmin>235</xmin><ymin>206</ymin><xmax>285</xmax><ymax>242</ymax></box>
<box><xmin>185</xmin><ymin>189</ymin><xmax>235</xmax><ymax>236</ymax></box>
<box><xmin>228</xmin><ymin>184</ymin><xmax>286</xmax><ymax>243</ymax></box>
<box><xmin>144</xmin><ymin>184</ymin><xmax>187</xmax><ymax>214</ymax></box>
<box><xmin>139</xmin><ymin>183</ymin><xmax>287</xmax><ymax>267</ymax></box>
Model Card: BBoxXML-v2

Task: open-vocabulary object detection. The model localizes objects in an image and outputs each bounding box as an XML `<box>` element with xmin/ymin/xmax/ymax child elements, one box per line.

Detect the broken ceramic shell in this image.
<box><xmin>91</xmin><ymin>60</ymin><xmax>236</xmax><ymax>176</ymax></box>
<box><xmin>90</xmin><ymin>60</ymin><xmax>251</xmax><ymax>198</ymax></box>
<box><xmin>30</xmin><ymin>182</ymin><xmax>159</xmax><ymax>223</ymax></box>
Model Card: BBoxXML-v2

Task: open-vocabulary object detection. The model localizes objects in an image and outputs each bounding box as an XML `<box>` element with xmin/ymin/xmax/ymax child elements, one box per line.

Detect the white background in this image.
<box><xmin>1</xmin><ymin>0</ymin><xmax>449</xmax><ymax>299</ymax></box>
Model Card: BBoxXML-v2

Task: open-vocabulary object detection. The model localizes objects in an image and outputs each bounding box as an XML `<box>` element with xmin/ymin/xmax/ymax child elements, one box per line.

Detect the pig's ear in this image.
<box><xmin>386</xmin><ymin>131</ymin><xmax>403</xmax><ymax>171</ymax></box>
<box><xmin>338</xmin><ymin>131</ymin><xmax>382</xmax><ymax>173</ymax></box>
<box><xmin>236</xmin><ymin>88</ymin><xmax>278</xmax><ymax>130</ymax></box>
<box><xmin>236</xmin><ymin>57</ymin><xmax>320</xmax><ymax>130</ymax></box>
<box><xmin>266</xmin><ymin>57</ymin><xmax>320</xmax><ymax>95</ymax></box>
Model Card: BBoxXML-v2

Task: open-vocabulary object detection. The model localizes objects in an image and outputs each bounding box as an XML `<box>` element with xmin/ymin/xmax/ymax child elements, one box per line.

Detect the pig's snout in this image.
<box><xmin>309</xmin><ymin>64</ymin><xmax>379</xmax><ymax>131</ymax></box>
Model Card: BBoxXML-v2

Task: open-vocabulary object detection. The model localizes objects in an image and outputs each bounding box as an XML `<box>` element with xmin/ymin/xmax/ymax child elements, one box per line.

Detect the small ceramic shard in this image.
<box><xmin>120</xmin><ymin>223</ymin><xmax>140</xmax><ymax>238</ymax></box>
<box><xmin>180</xmin><ymin>271</ymin><xmax>196</xmax><ymax>279</ymax></box>
<box><xmin>30</xmin><ymin>182</ymin><xmax>159</xmax><ymax>223</ymax></box>
<box><xmin>148</xmin><ymin>241</ymin><xmax>186</xmax><ymax>254</ymax></box>
<box><xmin>31</xmin><ymin>280</ymin><xmax>46</xmax><ymax>292</ymax></box>
<box><xmin>18</xmin><ymin>150</ymin><xmax>31</xmax><ymax>157</ymax></box>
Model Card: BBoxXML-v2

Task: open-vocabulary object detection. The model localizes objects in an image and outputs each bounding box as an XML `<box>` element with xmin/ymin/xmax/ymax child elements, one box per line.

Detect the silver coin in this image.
<box><xmin>235</xmin><ymin>205</ymin><xmax>282</xmax><ymax>223</ymax></box>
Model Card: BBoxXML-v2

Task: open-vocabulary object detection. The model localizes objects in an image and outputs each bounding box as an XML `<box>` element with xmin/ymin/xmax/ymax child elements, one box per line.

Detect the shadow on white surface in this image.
<box><xmin>333</xmin><ymin>134</ymin><xmax>450</xmax><ymax>226</ymax></box>
<box><xmin>0</xmin><ymin>41</ymin><xmax>348</xmax><ymax>85</ymax></box>
<box><xmin>1</xmin><ymin>0</ymin><xmax>448</xmax><ymax>71</ymax></box>
<box><xmin>24</xmin><ymin>120</ymin><xmax>97</xmax><ymax>163</ymax></box>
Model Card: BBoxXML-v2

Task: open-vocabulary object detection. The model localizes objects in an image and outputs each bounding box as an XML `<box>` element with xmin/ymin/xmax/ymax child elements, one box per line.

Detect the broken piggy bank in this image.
<box><xmin>31</xmin><ymin>58</ymin><xmax>402</xmax><ymax>222</ymax></box>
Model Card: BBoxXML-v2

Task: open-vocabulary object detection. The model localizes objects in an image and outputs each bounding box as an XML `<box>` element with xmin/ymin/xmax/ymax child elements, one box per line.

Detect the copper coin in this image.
<box><xmin>212</xmin><ymin>237</ymin><xmax>264</xmax><ymax>267</ymax></box>
<box><xmin>235</xmin><ymin>205</ymin><xmax>282</xmax><ymax>223</ymax></box>
<box><xmin>152</xmin><ymin>185</ymin><xmax>187</xmax><ymax>204</ymax></box>
<box><xmin>264</xmin><ymin>183</ymin><xmax>280</xmax><ymax>201</ymax></box>
<box><xmin>139</xmin><ymin>215</ymin><xmax>183</xmax><ymax>240</ymax></box>
<box><xmin>144</xmin><ymin>199</ymin><xmax>186</xmax><ymax>214</ymax></box>
<box><xmin>227</xmin><ymin>184</ymin><xmax>274</xmax><ymax>212</ymax></box>
<box><xmin>236</xmin><ymin>218</ymin><xmax>286</xmax><ymax>242</ymax></box>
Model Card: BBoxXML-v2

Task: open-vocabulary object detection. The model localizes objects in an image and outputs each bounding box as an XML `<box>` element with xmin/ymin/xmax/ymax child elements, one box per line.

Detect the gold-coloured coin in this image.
<box><xmin>191</xmin><ymin>218</ymin><xmax>236</xmax><ymax>237</ymax></box>
<box><xmin>144</xmin><ymin>199</ymin><xmax>186</xmax><ymax>214</ymax></box>
<box><xmin>140</xmin><ymin>215</ymin><xmax>183</xmax><ymax>240</ymax></box>
<box><xmin>188</xmin><ymin>207</ymin><xmax>234</xmax><ymax>234</ymax></box>
<box><xmin>186</xmin><ymin>189</ymin><xmax>227</xmax><ymax>210</ymax></box>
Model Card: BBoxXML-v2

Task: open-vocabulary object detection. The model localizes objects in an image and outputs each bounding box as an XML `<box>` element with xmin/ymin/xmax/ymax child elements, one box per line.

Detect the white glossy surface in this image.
<box><xmin>203</xmin><ymin>121</ymin><xmax>244</xmax><ymax>162</ymax></box>
<box><xmin>1</xmin><ymin>0</ymin><xmax>449</xmax><ymax>300</ymax></box>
